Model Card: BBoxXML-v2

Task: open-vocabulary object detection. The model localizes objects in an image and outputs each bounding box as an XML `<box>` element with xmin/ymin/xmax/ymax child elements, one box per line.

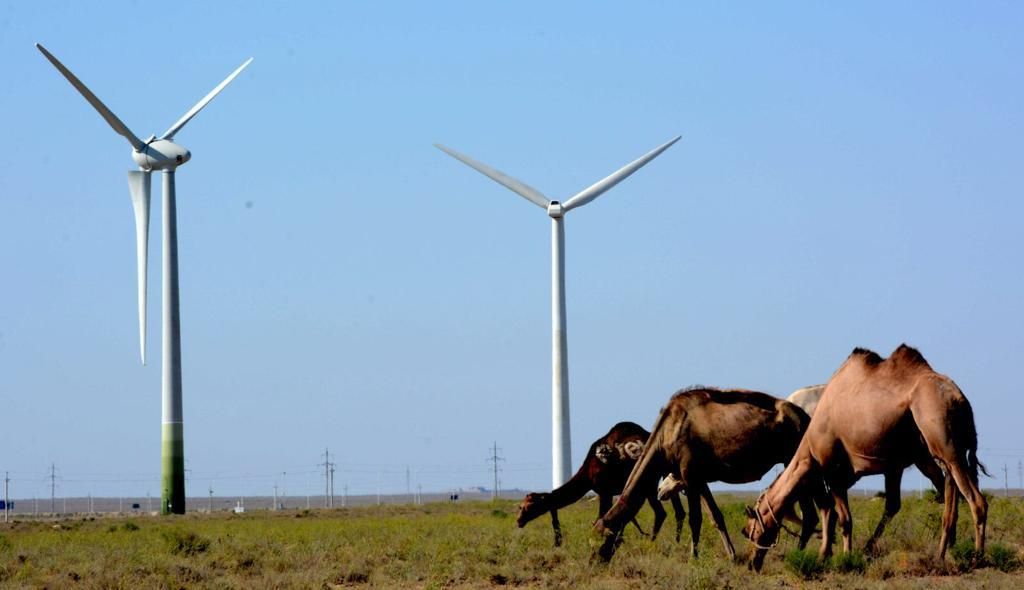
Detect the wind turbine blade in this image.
<box><xmin>127</xmin><ymin>170</ymin><xmax>151</xmax><ymax>365</ymax></box>
<box><xmin>161</xmin><ymin>57</ymin><xmax>254</xmax><ymax>140</ymax></box>
<box><xmin>434</xmin><ymin>144</ymin><xmax>549</xmax><ymax>209</ymax></box>
<box><xmin>561</xmin><ymin>136</ymin><xmax>681</xmax><ymax>212</ymax></box>
<box><xmin>35</xmin><ymin>43</ymin><xmax>145</xmax><ymax>151</ymax></box>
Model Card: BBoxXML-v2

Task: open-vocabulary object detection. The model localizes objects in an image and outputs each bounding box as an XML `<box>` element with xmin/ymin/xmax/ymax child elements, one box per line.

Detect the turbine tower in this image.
<box><xmin>435</xmin><ymin>136</ymin><xmax>679</xmax><ymax>487</ymax></box>
<box><xmin>37</xmin><ymin>43</ymin><xmax>252</xmax><ymax>514</ymax></box>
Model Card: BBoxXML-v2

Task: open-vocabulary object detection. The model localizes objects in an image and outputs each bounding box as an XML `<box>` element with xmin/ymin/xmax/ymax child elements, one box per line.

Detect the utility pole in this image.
<box><xmin>487</xmin><ymin>442</ymin><xmax>505</xmax><ymax>501</ymax></box>
<box><xmin>3</xmin><ymin>471</ymin><xmax>9</xmax><ymax>522</ymax></box>
<box><xmin>209</xmin><ymin>486</ymin><xmax>214</xmax><ymax>512</ymax></box>
<box><xmin>1004</xmin><ymin>463</ymin><xmax>1010</xmax><ymax>498</ymax></box>
<box><xmin>320</xmin><ymin>448</ymin><xmax>335</xmax><ymax>508</ymax></box>
<box><xmin>88</xmin><ymin>492</ymin><xmax>93</xmax><ymax>514</ymax></box>
<box><xmin>273</xmin><ymin>483</ymin><xmax>279</xmax><ymax>511</ymax></box>
<box><xmin>417</xmin><ymin>483</ymin><xmax>422</xmax><ymax>506</ymax></box>
<box><xmin>50</xmin><ymin>463</ymin><xmax>56</xmax><ymax>514</ymax></box>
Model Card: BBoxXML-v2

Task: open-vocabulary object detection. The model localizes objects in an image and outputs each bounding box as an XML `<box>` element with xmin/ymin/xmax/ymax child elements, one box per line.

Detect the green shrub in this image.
<box><xmin>949</xmin><ymin>540</ymin><xmax>981</xmax><ymax>571</ymax></box>
<box><xmin>122</xmin><ymin>521</ymin><xmax>139</xmax><ymax>531</ymax></box>
<box><xmin>986</xmin><ymin>543</ymin><xmax>1019</xmax><ymax>572</ymax></box>
<box><xmin>0</xmin><ymin>534</ymin><xmax>11</xmax><ymax>553</ymax></box>
<box><xmin>784</xmin><ymin>549</ymin><xmax>824</xmax><ymax>580</ymax></box>
<box><xmin>161</xmin><ymin>529</ymin><xmax>210</xmax><ymax>556</ymax></box>
<box><xmin>829</xmin><ymin>551</ymin><xmax>866</xmax><ymax>574</ymax></box>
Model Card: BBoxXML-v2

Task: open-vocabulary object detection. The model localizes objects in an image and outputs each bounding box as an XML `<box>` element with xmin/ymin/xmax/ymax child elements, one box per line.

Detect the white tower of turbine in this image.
<box><xmin>37</xmin><ymin>43</ymin><xmax>252</xmax><ymax>514</ymax></box>
<box><xmin>436</xmin><ymin>136</ymin><xmax>680</xmax><ymax>487</ymax></box>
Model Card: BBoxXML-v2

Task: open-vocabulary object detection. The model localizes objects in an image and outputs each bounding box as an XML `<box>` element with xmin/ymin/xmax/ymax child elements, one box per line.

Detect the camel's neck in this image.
<box><xmin>546</xmin><ymin>465</ymin><xmax>594</xmax><ymax>509</ymax></box>
<box><xmin>760</xmin><ymin>456</ymin><xmax>811</xmax><ymax>531</ymax></box>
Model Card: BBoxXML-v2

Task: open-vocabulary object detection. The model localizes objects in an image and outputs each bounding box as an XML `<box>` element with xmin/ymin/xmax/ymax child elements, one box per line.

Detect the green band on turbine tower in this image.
<box><xmin>161</xmin><ymin>422</ymin><xmax>185</xmax><ymax>514</ymax></box>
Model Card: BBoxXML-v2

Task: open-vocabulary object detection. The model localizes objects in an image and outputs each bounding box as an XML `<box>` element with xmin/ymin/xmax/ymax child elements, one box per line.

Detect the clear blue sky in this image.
<box><xmin>1</xmin><ymin>1</ymin><xmax>1022</xmax><ymax>500</ymax></box>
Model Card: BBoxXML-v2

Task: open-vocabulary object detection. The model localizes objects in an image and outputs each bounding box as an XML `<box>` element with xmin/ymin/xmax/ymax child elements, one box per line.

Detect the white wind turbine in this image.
<box><xmin>435</xmin><ymin>136</ymin><xmax>680</xmax><ymax>487</ymax></box>
<box><xmin>37</xmin><ymin>43</ymin><xmax>252</xmax><ymax>514</ymax></box>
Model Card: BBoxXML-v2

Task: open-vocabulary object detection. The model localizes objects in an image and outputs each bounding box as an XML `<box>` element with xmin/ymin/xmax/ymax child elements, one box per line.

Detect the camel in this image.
<box><xmin>593</xmin><ymin>387</ymin><xmax>818</xmax><ymax>562</ymax></box>
<box><xmin>784</xmin><ymin>383</ymin><xmax>950</xmax><ymax>553</ymax></box>
<box><xmin>744</xmin><ymin>345</ymin><xmax>988</xmax><ymax>571</ymax></box>
<box><xmin>515</xmin><ymin>421</ymin><xmax>685</xmax><ymax>547</ymax></box>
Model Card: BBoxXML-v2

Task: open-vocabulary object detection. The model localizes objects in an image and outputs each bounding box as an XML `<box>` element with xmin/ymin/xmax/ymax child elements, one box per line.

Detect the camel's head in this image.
<box><xmin>657</xmin><ymin>473</ymin><xmax>684</xmax><ymax>501</ymax></box>
<box><xmin>515</xmin><ymin>492</ymin><xmax>550</xmax><ymax>528</ymax></box>
<box><xmin>742</xmin><ymin>505</ymin><xmax>778</xmax><ymax>572</ymax></box>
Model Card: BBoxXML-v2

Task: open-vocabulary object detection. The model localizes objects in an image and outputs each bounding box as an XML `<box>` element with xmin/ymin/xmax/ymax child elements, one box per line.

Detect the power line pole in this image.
<box><xmin>3</xmin><ymin>471</ymin><xmax>9</xmax><ymax>523</ymax></box>
<box><xmin>319</xmin><ymin>448</ymin><xmax>335</xmax><ymax>508</ymax></box>
<box><xmin>50</xmin><ymin>463</ymin><xmax>56</xmax><ymax>514</ymax></box>
<box><xmin>487</xmin><ymin>442</ymin><xmax>505</xmax><ymax>501</ymax></box>
<box><xmin>209</xmin><ymin>486</ymin><xmax>214</xmax><ymax>512</ymax></box>
<box><xmin>273</xmin><ymin>483</ymin><xmax>279</xmax><ymax>511</ymax></box>
<box><xmin>417</xmin><ymin>483</ymin><xmax>422</xmax><ymax>506</ymax></box>
<box><xmin>1004</xmin><ymin>463</ymin><xmax>1010</xmax><ymax>498</ymax></box>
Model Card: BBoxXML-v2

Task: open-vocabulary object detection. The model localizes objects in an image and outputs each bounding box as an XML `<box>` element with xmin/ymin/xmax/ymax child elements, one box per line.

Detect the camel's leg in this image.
<box><xmin>686</xmin><ymin>486</ymin><xmax>702</xmax><ymax>558</ymax></box>
<box><xmin>945</xmin><ymin>458</ymin><xmax>987</xmax><ymax>557</ymax></box>
<box><xmin>911</xmin><ymin>405</ymin><xmax>988</xmax><ymax>559</ymax></box>
<box><xmin>938</xmin><ymin>471</ymin><xmax>959</xmax><ymax>559</ymax></box>
<box><xmin>691</xmin><ymin>483</ymin><xmax>735</xmax><ymax>561</ymax></box>
<box><xmin>670</xmin><ymin>493</ymin><xmax>685</xmax><ymax>543</ymax></box>
<box><xmin>865</xmin><ymin>469</ymin><xmax>903</xmax><ymax>555</ymax></box>
<box><xmin>647</xmin><ymin>493</ymin><xmax>667</xmax><ymax>541</ymax></box>
<box><xmin>832</xmin><ymin>488</ymin><xmax>853</xmax><ymax>553</ymax></box>
<box><xmin>598</xmin><ymin>494</ymin><xmax>611</xmax><ymax>523</ymax></box>
<box><xmin>818</xmin><ymin>498</ymin><xmax>836</xmax><ymax>560</ymax></box>
<box><xmin>915</xmin><ymin>454</ymin><xmax>947</xmax><ymax>503</ymax></box>
<box><xmin>550</xmin><ymin>509</ymin><xmax>563</xmax><ymax>548</ymax></box>
<box><xmin>796</xmin><ymin>496</ymin><xmax>818</xmax><ymax>550</ymax></box>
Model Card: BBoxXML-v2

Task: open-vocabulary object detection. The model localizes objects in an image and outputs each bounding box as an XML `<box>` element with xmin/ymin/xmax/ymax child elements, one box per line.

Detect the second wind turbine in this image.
<box><xmin>435</xmin><ymin>136</ymin><xmax>680</xmax><ymax>488</ymax></box>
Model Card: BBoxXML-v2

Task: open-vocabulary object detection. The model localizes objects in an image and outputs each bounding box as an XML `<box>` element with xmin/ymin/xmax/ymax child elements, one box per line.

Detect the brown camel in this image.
<box><xmin>515</xmin><ymin>421</ymin><xmax>685</xmax><ymax>547</ymax></box>
<box><xmin>593</xmin><ymin>388</ymin><xmax>818</xmax><ymax>562</ymax></box>
<box><xmin>744</xmin><ymin>345</ymin><xmax>988</xmax><ymax>571</ymax></box>
<box><xmin>786</xmin><ymin>384</ymin><xmax>948</xmax><ymax>508</ymax></box>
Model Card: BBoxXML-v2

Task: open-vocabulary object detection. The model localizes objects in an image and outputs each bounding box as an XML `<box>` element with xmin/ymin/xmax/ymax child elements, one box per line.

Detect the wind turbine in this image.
<box><xmin>435</xmin><ymin>136</ymin><xmax>680</xmax><ymax>488</ymax></box>
<box><xmin>36</xmin><ymin>43</ymin><xmax>252</xmax><ymax>514</ymax></box>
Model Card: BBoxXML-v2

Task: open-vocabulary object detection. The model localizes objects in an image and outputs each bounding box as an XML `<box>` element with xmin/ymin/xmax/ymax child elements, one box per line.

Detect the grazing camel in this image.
<box><xmin>744</xmin><ymin>345</ymin><xmax>988</xmax><ymax>571</ymax></box>
<box><xmin>515</xmin><ymin>421</ymin><xmax>685</xmax><ymax>547</ymax></box>
<box><xmin>593</xmin><ymin>388</ymin><xmax>818</xmax><ymax>562</ymax></box>
<box><xmin>786</xmin><ymin>384</ymin><xmax>948</xmax><ymax>510</ymax></box>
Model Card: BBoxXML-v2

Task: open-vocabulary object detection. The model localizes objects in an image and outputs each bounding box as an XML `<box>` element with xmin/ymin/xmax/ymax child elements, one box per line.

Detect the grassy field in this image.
<box><xmin>1</xmin><ymin>494</ymin><xmax>1022</xmax><ymax>589</ymax></box>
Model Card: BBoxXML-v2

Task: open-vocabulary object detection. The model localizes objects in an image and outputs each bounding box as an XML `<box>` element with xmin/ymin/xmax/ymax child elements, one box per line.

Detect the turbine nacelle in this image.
<box><xmin>546</xmin><ymin>201</ymin><xmax>564</xmax><ymax>219</ymax></box>
<box><xmin>132</xmin><ymin>139</ymin><xmax>191</xmax><ymax>171</ymax></box>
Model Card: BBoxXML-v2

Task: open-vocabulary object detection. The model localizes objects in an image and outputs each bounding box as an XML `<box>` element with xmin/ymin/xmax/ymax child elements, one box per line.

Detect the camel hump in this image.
<box><xmin>850</xmin><ymin>347</ymin><xmax>884</xmax><ymax>366</ymax></box>
<box><xmin>889</xmin><ymin>343</ymin><xmax>932</xmax><ymax>369</ymax></box>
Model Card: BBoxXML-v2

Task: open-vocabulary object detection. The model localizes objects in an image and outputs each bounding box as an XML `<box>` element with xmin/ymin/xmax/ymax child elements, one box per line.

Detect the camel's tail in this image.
<box><xmin>955</xmin><ymin>396</ymin><xmax>990</xmax><ymax>482</ymax></box>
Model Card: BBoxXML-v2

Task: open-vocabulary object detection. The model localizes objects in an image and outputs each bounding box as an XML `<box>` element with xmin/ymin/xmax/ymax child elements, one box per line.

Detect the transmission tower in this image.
<box><xmin>487</xmin><ymin>442</ymin><xmax>505</xmax><ymax>500</ymax></box>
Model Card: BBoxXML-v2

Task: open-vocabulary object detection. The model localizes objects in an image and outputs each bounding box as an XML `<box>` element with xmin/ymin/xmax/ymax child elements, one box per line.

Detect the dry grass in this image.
<box><xmin>0</xmin><ymin>494</ymin><xmax>1022</xmax><ymax>588</ymax></box>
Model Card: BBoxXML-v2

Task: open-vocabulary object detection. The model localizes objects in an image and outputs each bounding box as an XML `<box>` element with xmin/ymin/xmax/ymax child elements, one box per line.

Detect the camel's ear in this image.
<box><xmin>744</xmin><ymin>505</ymin><xmax>756</xmax><ymax>519</ymax></box>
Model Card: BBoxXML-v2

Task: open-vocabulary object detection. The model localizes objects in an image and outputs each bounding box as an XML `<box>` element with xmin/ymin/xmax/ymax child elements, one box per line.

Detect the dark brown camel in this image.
<box><xmin>744</xmin><ymin>345</ymin><xmax>988</xmax><ymax>571</ymax></box>
<box><xmin>515</xmin><ymin>421</ymin><xmax>685</xmax><ymax>547</ymax></box>
<box><xmin>593</xmin><ymin>388</ymin><xmax>819</xmax><ymax>562</ymax></box>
